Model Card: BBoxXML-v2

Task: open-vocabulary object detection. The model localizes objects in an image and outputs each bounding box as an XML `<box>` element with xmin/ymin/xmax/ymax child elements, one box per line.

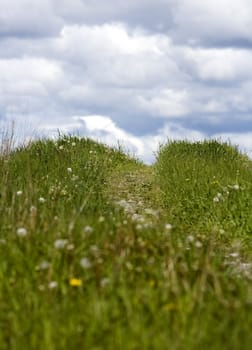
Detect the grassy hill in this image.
<box><xmin>0</xmin><ymin>136</ymin><xmax>252</xmax><ymax>349</ymax></box>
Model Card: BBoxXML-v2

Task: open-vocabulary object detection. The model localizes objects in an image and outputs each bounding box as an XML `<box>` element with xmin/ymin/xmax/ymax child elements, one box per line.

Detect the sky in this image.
<box><xmin>1</xmin><ymin>0</ymin><xmax>252</xmax><ymax>163</ymax></box>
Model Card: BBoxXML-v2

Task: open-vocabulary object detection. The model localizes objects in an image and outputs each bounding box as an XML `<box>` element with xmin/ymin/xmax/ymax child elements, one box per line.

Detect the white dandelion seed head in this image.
<box><xmin>48</xmin><ymin>281</ymin><xmax>58</xmax><ymax>289</ymax></box>
<box><xmin>80</xmin><ymin>257</ymin><xmax>92</xmax><ymax>269</ymax></box>
<box><xmin>195</xmin><ymin>241</ymin><xmax>203</xmax><ymax>248</ymax></box>
<box><xmin>37</xmin><ymin>260</ymin><xmax>50</xmax><ymax>271</ymax></box>
<box><xmin>187</xmin><ymin>235</ymin><xmax>194</xmax><ymax>243</ymax></box>
<box><xmin>83</xmin><ymin>225</ymin><xmax>93</xmax><ymax>234</ymax></box>
<box><xmin>165</xmin><ymin>223</ymin><xmax>173</xmax><ymax>230</ymax></box>
<box><xmin>30</xmin><ymin>206</ymin><xmax>37</xmax><ymax>214</ymax></box>
<box><xmin>100</xmin><ymin>277</ymin><xmax>110</xmax><ymax>288</ymax></box>
<box><xmin>16</xmin><ymin>227</ymin><xmax>28</xmax><ymax>237</ymax></box>
<box><xmin>54</xmin><ymin>239</ymin><xmax>68</xmax><ymax>249</ymax></box>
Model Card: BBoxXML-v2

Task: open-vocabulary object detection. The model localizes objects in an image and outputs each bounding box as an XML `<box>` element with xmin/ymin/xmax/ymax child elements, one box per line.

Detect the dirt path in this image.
<box><xmin>107</xmin><ymin>163</ymin><xmax>165</xmax><ymax>223</ymax></box>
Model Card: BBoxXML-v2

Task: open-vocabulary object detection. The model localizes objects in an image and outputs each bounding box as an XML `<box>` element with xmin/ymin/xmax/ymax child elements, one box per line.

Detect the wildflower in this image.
<box><xmin>165</xmin><ymin>223</ymin><xmax>173</xmax><ymax>230</ymax></box>
<box><xmin>71</xmin><ymin>142</ymin><xmax>76</xmax><ymax>147</ymax></box>
<box><xmin>38</xmin><ymin>197</ymin><xmax>46</xmax><ymax>203</ymax></box>
<box><xmin>90</xmin><ymin>245</ymin><xmax>99</xmax><ymax>253</ymax></box>
<box><xmin>54</xmin><ymin>239</ymin><xmax>68</xmax><ymax>249</ymax></box>
<box><xmin>213</xmin><ymin>196</ymin><xmax>220</xmax><ymax>203</ymax></box>
<box><xmin>100</xmin><ymin>277</ymin><xmax>110</xmax><ymax>288</ymax></box>
<box><xmin>98</xmin><ymin>216</ymin><xmax>105</xmax><ymax>223</ymax></box>
<box><xmin>195</xmin><ymin>240</ymin><xmax>203</xmax><ymax>248</ymax></box>
<box><xmin>229</xmin><ymin>252</ymin><xmax>240</xmax><ymax>258</ymax></box>
<box><xmin>233</xmin><ymin>184</ymin><xmax>240</xmax><ymax>190</ymax></box>
<box><xmin>67</xmin><ymin>167</ymin><xmax>72</xmax><ymax>173</ymax></box>
<box><xmin>59</xmin><ymin>145</ymin><xmax>64</xmax><ymax>150</ymax></box>
<box><xmin>48</xmin><ymin>281</ymin><xmax>58</xmax><ymax>289</ymax></box>
<box><xmin>16</xmin><ymin>190</ymin><xmax>23</xmax><ymax>196</ymax></box>
<box><xmin>80</xmin><ymin>257</ymin><xmax>92</xmax><ymax>269</ymax></box>
<box><xmin>187</xmin><ymin>235</ymin><xmax>194</xmax><ymax>243</ymax></box>
<box><xmin>16</xmin><ymin>227</ymin><xmax>28</xmax><ymax>237</ymax></box>
<box><xmin>38</xmin><ymin>284</ymin><xmax>46</xmax><ymax>291</ymax></box>
<box><xmin>83</xmin><ymin>225</ymin><xmax>93</xmax><ymax>234</ymax></box>
<box><xmin>36</xmin><ymin>260</ymin><xmax>50</xmax><ymax>271</ymax></box>
<box><xmin>30</xmin><ymin>206</ymin><xmax>37</xmax><ymax>214</ymax></box>
<box><xmin>69</xmin><ymin>278</ymin><xmax>82</xmax><ymax>287</ymax></box>
<box><xmin>66</xmin><ymin>243</ymin><xmax>75</xmax><ymax>251</ymax></box>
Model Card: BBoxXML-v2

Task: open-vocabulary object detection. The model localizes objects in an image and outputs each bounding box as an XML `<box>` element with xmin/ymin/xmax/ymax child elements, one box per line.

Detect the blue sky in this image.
<box><xmin>1</xmin><ymin>0</ymin><xmax>252</xmax><ymax>162</ymax></box>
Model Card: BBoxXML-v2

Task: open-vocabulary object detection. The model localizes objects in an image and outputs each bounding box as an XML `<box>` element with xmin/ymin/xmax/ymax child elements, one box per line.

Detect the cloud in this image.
<box><xmin>0</xmin><ymin>1</ymin><xmax>252</xmax><ymax>163</ymax></box>
<box><xmin>53</xmin><ymin>0</ymin><xmax>175</xmax><ymax>32</ymax></box>
<box><xmin>0</xmin><ymin>0</ymin><xmax>63</xmax><ymax>38</ymax></box>
<box><xmin>173</xmin><ymin>0</ymin><xmax>252</xmax><ymax>46</ymax></box>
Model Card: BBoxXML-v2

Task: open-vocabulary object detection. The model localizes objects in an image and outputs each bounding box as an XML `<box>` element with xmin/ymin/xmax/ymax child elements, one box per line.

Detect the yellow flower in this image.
<box><xmin>69</xmin><ymin>278</ymin><xmax>82</xmax><ymax>287</ymax></box>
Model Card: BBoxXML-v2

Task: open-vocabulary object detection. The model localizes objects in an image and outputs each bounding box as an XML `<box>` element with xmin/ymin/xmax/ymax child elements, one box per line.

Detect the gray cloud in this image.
<box><xmin>0</xmin><ymin>0</ymin><xmax>63</xmax><ymax>38</ymax></box>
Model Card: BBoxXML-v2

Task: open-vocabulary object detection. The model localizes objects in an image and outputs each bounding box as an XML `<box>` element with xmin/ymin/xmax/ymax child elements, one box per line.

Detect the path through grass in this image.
<box><xmin>1</xmin><ymin>137</ymin><xmax>252</xmax><ymax>349</ymax></box>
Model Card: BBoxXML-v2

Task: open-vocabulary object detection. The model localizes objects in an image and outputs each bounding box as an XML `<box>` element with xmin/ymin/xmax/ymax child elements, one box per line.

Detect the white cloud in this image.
<box><xmin>138</xmin><ymin>89</ymin><xmax>190</xmax><ymax>118</ymax></box>
<box><xmin>182</xmin><ymin>47</ymin><xmax>252</xmax><ymax>82</ymax></box>
<box><xmin>173</xmin><ymin>0</ymin><xmax>252</xmax><ymax>44</ymax></box>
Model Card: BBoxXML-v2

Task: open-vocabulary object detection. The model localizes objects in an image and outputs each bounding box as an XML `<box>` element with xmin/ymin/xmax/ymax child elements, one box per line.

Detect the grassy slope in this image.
<box><xmin>0</xmin><ymin>137</ymin><xmax>252</xmax><ymax>349</ymax></box>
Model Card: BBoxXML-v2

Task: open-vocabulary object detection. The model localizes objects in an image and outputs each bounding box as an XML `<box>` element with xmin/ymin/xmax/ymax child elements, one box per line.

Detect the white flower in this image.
<box><xmin>67</xmin><ymin>167</ymin><xmax>72</xmax><ymax>173</ymax></box>
<box><xmin>66</xmin><ymin>243</ymin><xmax>75</xmax><ymax>251</ymax></box>
<box><xmin>36</xmin><ymin>260</ymin><xmax>50</xmax><ymax>271</ymax></box>
<box><xmin>16</xmin><ymin>227</ymin><xmax>28</xmax><ymax>237</ymax></box>
<box><xmin>100</xmin><ymin>277</ymin><xmax>110</xmax><ymax>288</ymax></box>
<box><xmin>54</xmin><ymin>239</ymin><xmax>68</xmax><ymax>249</ymax></box>
<box><xmin>90</xmin><ymin>245</ymin><xmax>99</xmax><ymax>253</ymax></box>
<box><xmin>80</xmin><ymin>257</ymin><xmax>92</xmax><ymax>269</ymax></box>
<box><xmin>187</xmin><ymin>235</ymin><xmax>194</xmax><ymax>243</ymax></box>
<box><xmin>195</xmin><ymin>241</ymin><xmax>203</xmax><ymax>248</ymax></box>
<box><xmin>71</xmin><ymin>142</ymin><xmax>76</xmax><ymax>146</ymax></box>
<box><xmin>229</xmin><ymin>252</ymin><xmax>239</xmax><ymax>258</ymax></box>
<box><xmin>213</xmin><ymin>196</ymin><xmax>220</xmax><ymax>203</ymax></box>
<box><xmin>38</xmin><ymin>197</ymin><xmax>46</xmax><ymax>203</ymax></box>
<box><xmin>233</xmin><ymin>184</ymin><xmax>240</xmax><ymax>190</ymax></box>
<box><xmin>48</xmin><ymin>281</ymin><xmax>58</xmax><ymax>289</ymax></box>
<box><xmin>59</xmin><ymin>145</ymin><xmax>64</xmax><ymax>150</ymax></box>
<box><xmin>16</xmin><ymin>191</ymin><xmax>23</xmax><ymax>196</ymax></box>
<box><xmin>165</xmin><ymin>223</ymin><xmax>173</xmax><ymax>230</ymax></box>
<box><xmin>83</xmin><ymin>226</ymin><xmax>93</xmax><ymax>234</ymax></box>
<box><xmin>30</xmin><ymin>206</ymin><xmax>37</xmax><ymax>214</ymax></box>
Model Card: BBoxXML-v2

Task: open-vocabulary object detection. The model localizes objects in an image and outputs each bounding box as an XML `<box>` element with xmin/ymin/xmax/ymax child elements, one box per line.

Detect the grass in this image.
<box><xmin>0</xmin><ymin>136</ymin><xmax>252</xmax><ymax>349</ymax></box>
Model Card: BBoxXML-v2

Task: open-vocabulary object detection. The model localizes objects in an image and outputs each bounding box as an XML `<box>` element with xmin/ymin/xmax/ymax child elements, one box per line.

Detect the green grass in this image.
<box><xmin>0</xmin><ymin>136</ymin><xmax>252</xmax><ymax>349</ymax></box>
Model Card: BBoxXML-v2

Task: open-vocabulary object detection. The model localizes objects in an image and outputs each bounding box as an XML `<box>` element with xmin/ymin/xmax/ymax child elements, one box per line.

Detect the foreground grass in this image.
<box><xmin>0</xmin><ymin>137</ymin><xmax>252</xmax><ymax>349</ymax></box>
